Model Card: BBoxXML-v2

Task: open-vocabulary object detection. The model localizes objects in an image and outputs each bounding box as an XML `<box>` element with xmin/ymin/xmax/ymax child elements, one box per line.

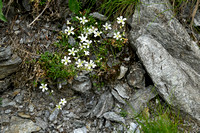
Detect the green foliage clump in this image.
<box><xmin>134</xmin><ymin>99</ymin><xmax>181</xmax><ymax>133</ymax></box>
<box><xmin>100</xmin><ymin>0</ymin><xmax>140</xmax><ymax>19</ymax></box>
<box><xmin>39</xmin><ymin>51</ymin><xmax>77</xmax><ymax>80</ymax></box>
<box><xmin>39</xmin><ymin>12</ymin><xmax>127</xmax><ymax>82</ymax></box>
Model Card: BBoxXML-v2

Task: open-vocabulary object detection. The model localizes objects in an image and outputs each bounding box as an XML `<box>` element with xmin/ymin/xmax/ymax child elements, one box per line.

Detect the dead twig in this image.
<box><xmin>28</xmin><ymin>1</ymin><xmax>50</xmax><ymax>27</ymax></box>
<box><xmin>190</xmin><ymin>0</ymin><xmax>200</xmax><ymax>28</ymax></box>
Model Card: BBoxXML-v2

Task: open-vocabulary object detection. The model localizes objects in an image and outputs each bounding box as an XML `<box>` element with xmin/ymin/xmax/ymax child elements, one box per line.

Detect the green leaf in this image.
<box><xmin>68</xmin><ymin>0</ymin><xmax>81</xmax><ymax>14</ymax></box>
<box><xmin>0</xmin><ymin>0</ymin><xmax>3</xmax><ymax>10</ymax></box>
<box><xmin>0</xmin><ymin>0</ymin><xmax>7</xmax><ymax>22</ymax></box>
<box><xmin>0</xmin><ymin>13</ymin><xmax>7</xmax><ymax>22</ymax></box>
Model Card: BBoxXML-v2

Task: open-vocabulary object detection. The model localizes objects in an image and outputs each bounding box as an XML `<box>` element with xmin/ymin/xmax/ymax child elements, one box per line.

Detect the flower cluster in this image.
<box><xmin>38</xmin><ymin>14</ymin><xmax>128</xmax><ymax>115</ymax></box>
<box><xmin>56</xmin><ymin>98</ymin><xmax>67</xmax><ymax>110</ymax></box>
<box><xmin>61</xmin><ymin>15</ymin><xmax>127</xmax><ymax>73</ymax></box>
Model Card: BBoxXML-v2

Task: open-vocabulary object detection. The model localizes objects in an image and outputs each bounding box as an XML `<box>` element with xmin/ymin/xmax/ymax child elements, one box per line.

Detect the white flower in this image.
<box><xmin>68</xmin><ymin>48</ymin><xmax>77</xmax><ymax>56</ymax></box>
<box><xmin>117</xmin><ymin>16</ymin><xmax>127</xmax><ymax>25</ymax></box>
<box><xmin>61</xmin><ymin>56</ymin><xmax>71</xmax><ymax>65</ymax></box>
<box><xmin>74</xmin><ymin>56</ymin><xmax>79</xmax><ymax>61</ymax></box>
<box><xmin>79</xmin><ymin>16</ymin><xmax>88</xmax><ymax>25</ymax></box>
<box><xmin>39</xmin><ymin>83</ymin><xmax>48</xmax><ymax>92</ymax></box>
<box><xmin>79</xmin><ymin>43</ymin><xmax>86</xmax><ymax>50</ymax></box>
<box><xmin>56</xmin><ymin>104</ymin><xmax>62</xmax><ymax>110</ymax></box>
<box><xmin>76</xmin><ymin>16</ymin><xmax>80</xmax><ymax>20</ymax></box>
<box><xmin>103</xmin><ymin>23</ymin><xmax>112</xmax><ymax>30</ymax></box>
<box><xmin>96</xmin><ymin>57</ymin><xmax>102</xmax><ymax>63</ymax></box>
<box><xmin>78</xmin><ymin>34</ymin><xmax>88</xmax><ymax>43</ymax></box>
<box><xmin>94</xmin><ymin>30</ymin><xmax>102</xmax><ymax>37</ymax></box>
<box><xmin>83</xmin><ymin>40</ymin><xmax>92</xmax><ymax>48</ymax></box>
<box><xmin>66</xmin><ymin>20</ymin><xmax>71</xmax><ymax>25</ymax></box>
<box><xmin>113</xmin><ymin>32</ymin><xmax>121</xmax><ymax>40</ymax></box>
<box><xmin>89</xmin><ymin>26</ymin><xmax>98</xmax><ymax>34</ymax></box>
<box><xmin>76</xmin><ymin>59</ymin><xmax>84</xmax><ymax>68</ymax></box>
<box><xmin>64</xmin><ymin>26</ymin><xmax>74</xmax><ymax>36</ymax></box>
<box><xmin>84</xmin><ymin>50</ymin><xmax>90</xmax><ymax>56</ymax></box>
<box><xmin>83</xmin><ymin>27</ymin><xmax>92</xmax><ymax>35</ymax></box>
<box><xmin>85</xmin><ymin>60</ymin><xmax>96</xmax><ymax>70</ymax></box>
<box><xmin>59</xmin><ymin>98</ymin><xmax>67</xmax><ymax>106</ymax></box>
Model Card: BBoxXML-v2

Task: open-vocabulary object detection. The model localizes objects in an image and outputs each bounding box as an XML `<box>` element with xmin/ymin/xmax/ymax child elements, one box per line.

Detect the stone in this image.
<box><xmin>4</xmin><ymin>116</ymin><xmax>41</xmax><ymax>133</ymax></box>
<box><xmin>111</xmin><ymin>89</ymin><xmax>126</xmax><ymax>104</ymax></box>
<box><xmin>22</xmin><ymin>0</ymin><xmax>31</xmax><ymax>11</ymax></box>
<box><xmin>74</xmin><ymin>126</ymin><xmax>87</xmax><ymax>133</ymax></box>
<box><xmin>113</xmin><ymin>84</ymin><xmax>129</xmax><ymax>99</ymax></box>
<box><xmin>0</xmin><ymin>54</ymin><xmax>22</xmax><ymax>79</ymax></box>
<box><xmin>128</xmin><ymin>122</ymin><xmax>141</xmax><ymax>133</ymax></box>
<box><xmin>91</xmin><ymin>91</ymin><xmax>114</xmax><ymax>117</ymax></box>
<box><xmin>0</xmin><ymin>115</ymin><xmax>10</xmax><ymax>124</ymax></box>
<box><xmin>35</xmin><ymin>117</ymin><xmax>48</xmax><ymax>130</ymax></box>
<box><xmin>129</xmin><ymin>0</ymin><xmax>200</xmax><ymax>122</ymax></box>
<box><xmin>194</xmin><ymin>9</ymin><xmax>200</xmax><ymax>26</ymax></box>
<box><xmin>5</xmin><ymin>109</ymin><xmax>12</xmax><ymax>114</ymax></box>
<box><xmin>14</xmin><ymin>93</ymin><xmax>23</xmax><ymax>104</ymax></box>
<box><xmin>49</xmin><ymin>108</ymin><xmax>60</xmax><ymax>121</ymax></box>
<box><xmin>117</xmin><ymin>65</ymin><xmax>128</xmax><ymax>79</ymax></box>
<box><xmin>72</xmin><ymin>75</ymin><xmax>92</xmax><ymax>93</ymax></box>
<box><xmin>125</xmin><ymin>86</ymin><xmax>157</xmax><ymax>116</ymax></box>
<box><xmin>126</xmin><ymin>62</ymin><xmax>145</xmax><ymax>89</ymax></box>
<box><xmin>18</xmin><ymin>112</ymin><xmax>31</xmax><ymax>119</ymax></box>
<box><xmin>0</xmin><ymin>46</ymin><xmax>12</xmax><ymax>61</ymax></box>
<box><xmin>0</xmin><ymin>78</ymin><xmax>11</xmax><ymax>92</ymax></box>
<box><xmin>89</xmin><ymin>12</ymin><xmax>107</xmax><ymax>21</ymax></box>
<box><xmin>68</xmin><ymin>36</ymin><xmax>76</xmax><ymax>46</ymax></box>
<box><xmin>28</xmin><ymin>104</ymin><xmax>34</xmax><ymax>112</ymax></box>
<box><xmin>1</xmin><ymin>98</ymin><xmax>16</xmax><ymax>107</ymax></box>
<box><xmin>103</xmin><ymin>112</ymin><xmax>125</xmax><ymax>124</ymax></box>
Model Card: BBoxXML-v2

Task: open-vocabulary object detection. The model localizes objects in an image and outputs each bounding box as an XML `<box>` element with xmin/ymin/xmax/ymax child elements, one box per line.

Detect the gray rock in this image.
<box><xmin>35</xmin><ymin>117</ymin><xmax>48</xmax><ymax>130</ymax></box>
<box><xmin>66</xmin><ymin>112</ymin><xmax>79</xmax><ymax>118</ymax></box>
<box><xmin>22</xmin><ymin>0</ymin><xmax>31</xmax><ymax>11</ymax></box>
<box><xmin>117</xmin><ymin>65</ymin><xmax>128</xmax><ymax>79</ymax></box>
<box><xmin>14</xmin><ymin>94</ymin><xmax>23</xmax><ymax>104</ymax></box>
<box><xmin>107</xmin><ymin>30</ymin><xmax>115</xmax><ymax>38</ymax></box>
<box><xmin>1</xmin><ymin>98</ymin><xmax>16</xmax><ymax>107</ymax></box>
<box><xmin>125</xmin><ymin>86</ymin><xmax>157</xmax><ymax>116</ymax></box>
<box><xmin>74</xmin><ymin>126</ymin><xmax>87</xmax><ymax>133</ymax></box>
<box><xmin>0</xmin><ymin>78</ymin><xmax>11</xmax><ymax>92</ymax></box>
<box><xmin>49</xmin><ymin>108</ymin><xmax>60</xmax><ymax>121</ymax></box>
<box><xmin>5</xmin><ymin>109</ymin><xmax>12</xmax><ymax>114</ymax></box>
<box><xmin>0</xmin><ymin>54</ymin><xmax>22</xmax><ymax>79</ymax></box>
<box><xmin>128</xmin><ymin>122</ymin><xmax>140</xmax><ymax>133</ymax></box>
<box><xmin>72</xmin><ymin>75</ymin><xmax>92</xmax><ymax>93</ymax></box>
<box><xmin>91</xmin><ymin>91</ymin><xmax>113</xmax><ymax>117</ymax></box>
<box><xmin>126</xmin><ymin>62</ymin><xmax>145</xmax><ymax>89</ymax></box>
<box><xmin>113</xmin><ymin>84</ymin><xmax>129</xmax><ymax>99</ymax></box>
<box><xmin>0</xmin><ymin>115</ymin><xmax>10</xmax><ymax>124</ymax></box>
<box><xmin>89</xmin><ymin>12</ymin><xmax>107</xmax><ymax>21</ymax></box>
<box><xmin>194</xmin><ymin>9</ymin><xmax>200</xmax><ymax>26</ymax></box>
<box><xmin>28</xmin><ymin>104</ymin><xmax>34</xmax><ymax>112</ymax></box>
<box><xmin>103</xmin><ymin>112</ymin><xmax>125</xmax><ymax>124</ymax></box>
<box><xmin>13</xmin><ymin>25</ymin><xmax>19</xmax><ymax>31</ymax></box>
<box><xmin>111</xmin><ymin>89</ymin><xmax>126</xmax><ymax>104</ymax></box>
<box><xmin>129</xmin><ymin>0</ymin><xmax>200</xmax><ymax>122</ymax></box>
<box><xmin>0</xmin><ymin>46</ymin><xmax>12</xmax><ymax>61</ymax></box>
<box><xmin>68</xmin><ymin>36</ymin><xmax>76</xmax><ymax>46</ymax></box>
<box><xmin>4</xmin><ymin>116</ymin><xmax>41</xmax><ymax>133</ymax></box>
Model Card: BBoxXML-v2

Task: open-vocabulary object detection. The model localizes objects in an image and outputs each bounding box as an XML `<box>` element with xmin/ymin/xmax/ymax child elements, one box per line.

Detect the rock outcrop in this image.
<box><xmin>0</xmin><ymin>46</ymin><xmax>22</xmax><ymax>92</ymax></box>
<box><xmin>128</xmin><ymin>0</ymin><xmax>200</xmax><ymax>122</ymax></box>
